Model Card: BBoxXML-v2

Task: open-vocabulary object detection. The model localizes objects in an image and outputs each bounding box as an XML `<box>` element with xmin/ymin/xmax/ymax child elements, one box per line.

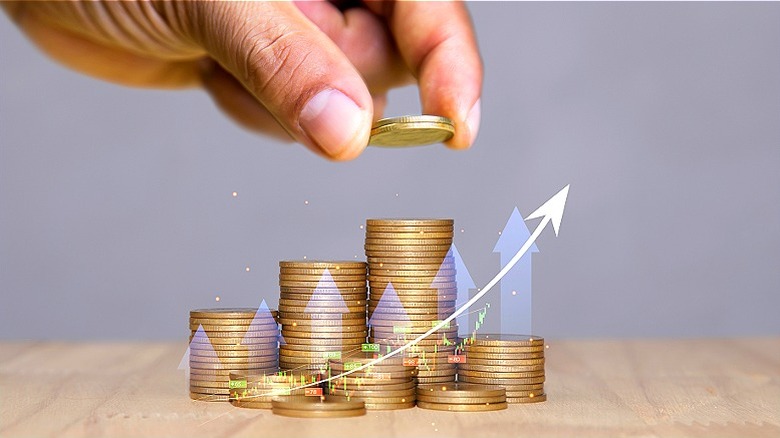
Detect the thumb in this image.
<box><xmin>182</xmin><ymin>2</ymin><xmax>372</xmax><ymax>160</ymax></box>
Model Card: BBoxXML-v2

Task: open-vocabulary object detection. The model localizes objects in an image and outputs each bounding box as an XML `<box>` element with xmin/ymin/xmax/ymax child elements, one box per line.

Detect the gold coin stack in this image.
<box><xmin>228</xmin><ymin>372</ymin><xmax>313</xmax><ymax>409</ymax></box>
<box><xmin>365</xmin><ymin>219</ymin><xmax>458</xmax><ymax>384</ymax></box>
<box><xmin>189</xmin><ymin>308</ymin><xmax>280</xmax><ymax>402</ymax></box>
<box><xmin>459</xmin><ymin>334</ymin><xmax>547</xmax><ymax>403</ymax></box>
<box><xmin>416</xmin><ymin>383</ymin><xmax>507</xmax><ymax>412</ymax></box>
<box><xmin>272</xmin><ymin>395</ymin><xmax>366</xmax><ymax>418</ymax></box>
<box><xmin>278</xmin><ymin>261</ymin><xmax>368</xmax><ymax>373</ymax></box>
<box><xmin>325</xmin><ymin>353</ymin><xmax>418</xmax><ymax>410</ymax></box>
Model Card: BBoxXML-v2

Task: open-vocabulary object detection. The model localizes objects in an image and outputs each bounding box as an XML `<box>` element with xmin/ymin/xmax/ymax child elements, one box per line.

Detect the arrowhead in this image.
<box><xmin>449</xmin><ymin>244</ymin><xmax>476</xmax><ymax>289</ymax></box>
<box><xmin>494</xmin><ymin>207</ymin><xmax>539</xmax><ymax>254</ymax></box>
<box><xmin>305</xmin><ymin>269</ymin><xmax>349</xmax><ymax>313</ymax></box>
<box><xmin>525</xmin><ymin>184</ymin><xmax>570</xmax><ymax>236</ymax></box>
<box><xmin>243</xmin><ymin>299</ymin><xmax>279</xmax><ymax>346</ymax></box>
<box><xmin>368</xmin><ymin>283</ymin><xmax>409</xmax><ymax>326</ymax></box>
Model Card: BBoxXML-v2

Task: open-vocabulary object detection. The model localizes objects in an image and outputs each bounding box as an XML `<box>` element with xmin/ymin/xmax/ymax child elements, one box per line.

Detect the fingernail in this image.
<box><xmin>466</xmin><ymin>98</ymin><xmax>481</xmax><ymax>146</ymax></box>
<box><xmin>300</xmin><ymin>89</ymin><xmax>368</xmax><ymax>158</ymax></box>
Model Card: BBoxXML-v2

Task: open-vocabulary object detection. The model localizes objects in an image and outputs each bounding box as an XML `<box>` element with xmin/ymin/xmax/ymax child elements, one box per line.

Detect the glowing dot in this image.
<box><xmin>395</xmin><ymin>193</ymin><xmax>399</xmax><ymax>197</ymax></box>
<box><xmin>304</xmin><ymin>200</ymin><xmax>309</xmax><ymax>205</ymax></box>
<box><xmin>360</xmin><ymin>225</ymin><xmax>364</xmax><ymax>229</ymax></box>
<box><xmin>460</xmin><ymin>228</ymin><xmax>465</xmax><ymax>233</ymax></box>
<box><xmin>232</xmin><ymin>191</ymin><xmax>238</xmax><ymax>197</ymax></box>
<box><xmin>512</xmin><ymin>290</ymin><xmax>517</xmax><ymax>296</ymax></box>
<box><xmin>292</xmin><ymin>323</ymin><xmax>297</xmax><ymax>327</ymax></box>
<box><xmin>354</xmin><ymin>255</ymin><xmax>358</xmax><ymax>258</ymax></box>
<box><xmin>245</xmin><ymin>266</ymin><xmax>251</xmax><ymax>272</ymax></box>
<box><xmin>215</xmin><ymin>296</ymin><xmax>220</xmax><ymax>302</ymax></box>
<box><xmin>545</xmin><ymin>344</ymin><xmax>550</xmax><ymax>349</ymax></box>
<box><xmin>529</xmin><ymin>393</ymin><xmax>535</xmax><ymax>398</ymax></box>
<box><xmin>498</xmin><ymin>231</ymin><xmax>502</xmax><ymax>235</ymax></box>
<box><xmin>303</xmin><ymin>256</ymin><xmax>307</xmax><ymax>259</ymax></box>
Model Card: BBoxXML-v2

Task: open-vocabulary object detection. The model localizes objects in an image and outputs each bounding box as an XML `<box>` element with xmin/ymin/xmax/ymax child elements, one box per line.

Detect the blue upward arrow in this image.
<box><xmin>304</xmin><ymin>269</ymin><xmax>348</xmax><ymax>349</ymax></box>
<box><xmin>243</xmin><ymin>299</ymin><xmax>280</xmax><ymax>355</ymax></box>
<box><xmin>182</xmin><ymin>325</ymin><xmax>218</xmax><ymax>371</ymax></box>
<box><xmin>368</xmin><ymin>282</ymin><xmax>409</xmax><ymax>329</ymax></box>
<box><xmin>493</xmin><ymin>207</ymin><xmax>539</xmax><ymax>334</ymax></box>
<box><xmin>447</xmin><ymin>244</ymin><xmax>476</xmax><ymax>336</ymax></box>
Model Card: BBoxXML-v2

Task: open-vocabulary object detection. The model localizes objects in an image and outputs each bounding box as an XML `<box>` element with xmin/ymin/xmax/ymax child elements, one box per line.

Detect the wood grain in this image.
<box><xmin>1</xmin><ymin>338</ymin><xmax>778</xmax><ymax>437</ymax></box>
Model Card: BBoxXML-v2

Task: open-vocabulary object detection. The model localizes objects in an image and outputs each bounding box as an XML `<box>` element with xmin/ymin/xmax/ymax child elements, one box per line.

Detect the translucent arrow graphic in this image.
<box><xmin>494</xmin><ymin>207</ymin><xmax>539</xmax><ymax>334</ymax></box>
<box><xmin>245</xmin><ymin>185</ymin><xmax>571</xmax><ymax>399</ymax></box>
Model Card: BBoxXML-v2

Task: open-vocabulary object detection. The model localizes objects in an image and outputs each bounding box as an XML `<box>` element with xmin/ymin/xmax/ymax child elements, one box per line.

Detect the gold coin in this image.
<box><xmin>278</xmin><ymin>345</ymin><xmax>360</xmax><ymax>354</ymax></box>
<box><xmin>457</xmin><ymin>375</ymin><xmax>546</xmax><ymax>385</ymax></box>
<box><xmin>279</xmin><ymin>286</ymin><xmax>367</xmax><ymax>293</ymax></box>
<box><xmin>271</xmin><ymin>395</ymin><xmax>365</xmax><ymax>411</ymax></box>
<box><xmin>279</xmin><ymin>280</ymin><xmax>367</xmax><ymax>288</ymax></box>
<box><xmin>190</xmin><ymin>308</ymin><xmax>277</xmax><ymax>319</ymax></box>
<box><xmin>189</xmin><ymin>317</ymin><xmax>260</xmax><ymax>326</ymax></box>
<box><xmin>282</xmin><ymin>326</ymin><xmax>367</xmax><ymax>335</ymax></box>
<box><xmin>278</xmin><ymin>317</ymin><xmax>365</xmax><ymax>326</ymax></box>
<box><xmin>190</xmin><ymin>361</ymin><xmax>278</xmax><ymax>371</ymax></box>
<box><xmin>189</xmin><ymin>355</ymin><xmax>277</xmax><ymax>365</ymax></box>
<box><xmin>368</xmin><ymin>270</ymin><xmax>456</xmax><ymax>279</ymax></box>
<box><xmin>366</xmin><ymin>218</ymin><xmax>453</xmax><ymax>226</ymax></box>
<box><xmin>457</xmin><ymin>364</ymin><xmax>545</xmax><ymax>373</ymax></box>
<box><xmin>189</xmin><ymin>337</ymin><xmax>277</xmax><ymax>346</ymax></box>
<box><xmin>279</xmin><ymin>293</ymin><xmax>366</xmax><ymax>301</ymax></box>
<box><xmin>364</xmin><ymin>238</ymin><xmax>453</xmax><ymax>245</ymax></box>
<box><xmin>463</xmin><ymin>351</ymin><xmax>545</xmax><ymax>360</ymax></box>
<box><xmin>279</xmin><ymin>274</ymin><xmax>366</xmax><ymax>282</ymax></box>
<box><xmin>506</xmin><ymin>394</ymin><xmax>547</xmax><ymax>403</ymax></box>
<box><xmin>463</xmin><ymin>357</ymin><xmax>546</xmax><ymax>366</ymax></box>
<box><xmin>279</xmin><ymin>261</ymin><xmax>367</xmax><ymax>269</ymax></box>
<box><xmin>365</xmin><ymin>231</ymin><xmax>453</xmax><ymax>238</ymax></box>
<box><xmin>465</xmin><ymin>334</ymin><xmax>545</xmax><ymax>347</ymax></box>
<box><xmin>416</xmin><ymin>395</ymin><xmax>505</xmax><ymax>404</ymax></box>
<box><xmin>365</xmin><ymin>243</ymin><xmax>452</xmax><ymax>251</ymax></box>
<box><xmin>462</xmin><ymin>345</ymin><xmax>545</xmax><ymax>354</ymax></box>
<box><xmin>367</xmin><ymin>276</ymin><xmax>454</xmax><ymax>285</ymax></box>
<box><xmin>457</xmin><ymin>369</ymin><xmax>545</xmax><ymax>379</ymax></box>
<box><xmin>281</xmin><ymin>337</ymin><xmax>362</xmax><ymax>347</ymax></box>
<box><xmin>366</xmin><ymin>225</ymin><xmax>452</xmax><ymax>233</ymax></box>
<box><xmin>279</xmin><ymin>298</ymin><xmax>365</xmax><ymax>307</ymax></box>
<box><xmin>327</xmin><ymin>388</ymin><xmax>416</xmax><ymax>398</ymax></box>
<box><xmin>369</xmin><ymin>281</ymin><xmax>456</xmax><ymax>290</ymax></box>
<box><xmin>415</xmin><ymin>369</ymin><xmax>457</xmax><ymax>378</ymax></box>
<box><xmin>281</xmin><ymin>330</ymin><xmax>367</xmax><ymax>339</ymax></box>
<box><xmin>189</xmin><ymin>392</ymin><xmax>229</xmax><ymax>402</ymax></box>
<box><xmin>328</xmin><ymin>380</ymin><xmax>416</xmax><ymax>391</ymax></box>
<box><xmin>506</xmin><ymin>390</ymin><xmax>545</xmax><ymax>398</ymax></box>
<box><xmin>368</xmin><ymin>114</ymin><xmax>454</xmax><ymax>146</ymax></box>
<box><xmin>416</xmin><ymin>383</ymin><xmax>505</xmax><ymax>398</ymax></box>
<box><xmin>278</xmin><ymin>305</ymin><xmax>366</xmax><ymax>314</ymax></box>
<box><xmin>190</xmin><ymin>386</ymin><xmax>231</xmax><ymax>395</ymax></box>
<box><xmin>189</xmin><ymin>324</ymin><xmax>279</xmax><ymax>332</ymax></box>
<box><xmin>416</xmin><ymin>376</ymin><xmax>457</xmax><ymax>384</ymax></box>
<box><xmin>416</xmin><ymin>401</ymin><xmax>507</xmax><ymax>412</ymax></box>
<box><xmin>278</xmin><ymin>311</ymin><xmax>366</xmax><ymax>319</ymax></box>
<box><xmin>190</xmin><ymin>342</ymin><xmax>276</xmax><ymax>352</ymax></box>
<box><xmin>280</xmin><ymin>268</ymin><xmax>366</xmax><ymax>275</ymax></box>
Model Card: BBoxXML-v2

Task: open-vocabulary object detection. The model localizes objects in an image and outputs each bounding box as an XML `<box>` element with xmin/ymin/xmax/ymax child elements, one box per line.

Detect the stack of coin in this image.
<box><xmin>416</xmin><ymin>383</ymin><xmax>507</xmax><ymax>412</ymax></box>
<box><xmin>278</xmin><ymin>261</ymin><xmax>368</xmax><ymax>374</ymax></box>
<box><xmin>229</xmin><ymin>372</ymin><xmax>314</xmax><ymax>409</ymax></box>
<box><xmin>365</xmin><ymin>219</ymin><xmax>458</xmax><ymax>384</ymax></box>
<box><xmin>458</xmin><ymin>334</ymin><xmax>547</xmax><ymax>403</ymax></box>
<box><xmin>325</xmin><ymin>353</ymin><xmax>417</xmax><ymax>410</ymax></box>
<box><xmin>271</xmin><ymin>395</ymin><xmax>366</xmax><ymax>418</ymax></box>
<box><xmin>189</xmin><ymin>307</ymin><xmax>280</xmax><ymax>402</ymax></box>
<box><xmin>369</xmin><ymin>115</ymin><xmax>455</xmax><ymax>147</ymax></box>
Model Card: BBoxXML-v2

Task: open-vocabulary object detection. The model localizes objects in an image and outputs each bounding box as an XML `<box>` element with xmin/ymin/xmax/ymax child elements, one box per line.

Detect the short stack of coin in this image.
<box><xmin>416</xmin><ymin>383</ymin><xmax>507</xmax><ymax>412</ymax></box>
<box><xmin>325</xmin><ymin>353</ymin><xmax>417</xmax><ymax>410</ymax></box>
<box><xmin>278</xmin><ymin>261</ymin><xmax>368</xmax><ymax>373</ymax></box>
<box><xmin>365</xmin><ymin>219</ymin><xmax>458</xmax><ymax>384</ymax></box>
<box><xmin>189</xmin><ymin>308</ymin><xmax>280</xmax><ymax>402</ymax></box>
<box><xmin>228</xmin><ymin>372</ymin><xmax>312</xmax><ymax>409</ymax></box>
<box><xmin>458</xmin><ymin>334</ymin><xmax>547</xmax><ymax>403</ymax></box>
<box><xmin>272</xmin><ymin>395</ymin><xmax>366</xmax><ymax>418</ymax></box>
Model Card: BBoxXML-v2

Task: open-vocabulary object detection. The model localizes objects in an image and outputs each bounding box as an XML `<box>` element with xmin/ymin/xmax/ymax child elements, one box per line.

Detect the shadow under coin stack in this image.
<box><xmin>278</xmin><ymin>261</ymin><xmax>368</xmax><ymax>374</ymax></box>
<box><xmin>458</xmin><ymin>334</ymin><xmax>547</xmax><ymax>403</ymax></box>
<box><xmin>325</xmin><ymin>353</ymin><xmax>418</xmax><ymax>410</ymax></box>
<box><xmin>188</xmin><ymin>308</ymin><xmax>280</xmax><ymax>401</ymax></box>
<box><xmin>365</xmin><ymin>219</ymin><xmax>458</xmax><ymax>384</ymax></box>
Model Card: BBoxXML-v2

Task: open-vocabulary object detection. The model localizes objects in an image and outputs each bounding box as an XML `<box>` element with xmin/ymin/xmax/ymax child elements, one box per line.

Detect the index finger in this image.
<box><xmin>369</xmin><ymin>1</ymin><xmax>483</xmax><ymax>149</ymax></box>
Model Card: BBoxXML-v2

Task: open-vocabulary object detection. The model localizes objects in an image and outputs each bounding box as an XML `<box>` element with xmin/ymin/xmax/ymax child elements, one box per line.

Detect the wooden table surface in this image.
<box><xmin>1</xmin><ymin>338</ymin><xmax>778</xmax><ymax>437</ymax></box>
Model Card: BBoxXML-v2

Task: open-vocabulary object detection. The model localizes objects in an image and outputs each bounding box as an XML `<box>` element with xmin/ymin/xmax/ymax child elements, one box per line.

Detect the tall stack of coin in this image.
<box><xmin>365</xmin><ymin>219</ymin><xmax>458</xmax><ymax>384</ymax></box>
<box><xmin>416</xmin><ymin>383</ymin><xmax>507</xmax><ymax>412</ymax></box>
<box><xmin>189</xmin><ymin>307</ymin><xmax>280</xmax><ymax>402</ymax></box>
<box><xmin>278</xmin><ymin>261</ymin><xmax>368</xmax><ymax>373</ymax></box>
<box><xmin>325</xmin><ymin>353</ymin><xmax>417</xmax><ymax>410</ymax></box>
<box><xmin>458</xmin><ymin>334</ymin><xmax>547</xmax><ymax>403</ymax></box>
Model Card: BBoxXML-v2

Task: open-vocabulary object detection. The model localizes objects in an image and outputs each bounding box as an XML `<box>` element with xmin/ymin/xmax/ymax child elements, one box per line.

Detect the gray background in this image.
<box><xmin>1</xmin><ymin>3</ymin><xmax>778</xmax><ymax>340</ymax></box>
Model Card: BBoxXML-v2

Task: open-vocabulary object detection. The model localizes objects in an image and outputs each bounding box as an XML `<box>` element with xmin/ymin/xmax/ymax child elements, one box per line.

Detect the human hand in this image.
<box><xmin>2</xmin><ymin>1</ymin><xmax>482</xmax><ymax>160</ymax></box>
